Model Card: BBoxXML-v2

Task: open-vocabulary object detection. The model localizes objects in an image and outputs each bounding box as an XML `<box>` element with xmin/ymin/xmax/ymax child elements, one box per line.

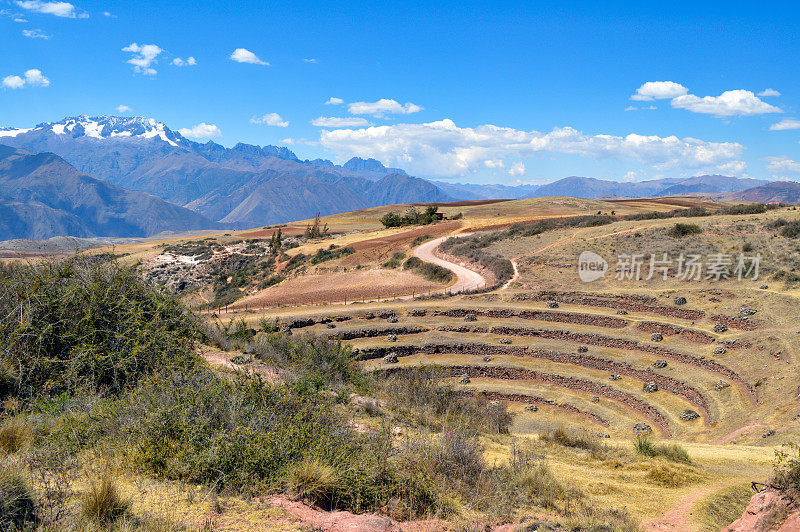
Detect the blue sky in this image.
<box><xmin>3</xmin><ymin>0</ymin><xmax>800</xmax><ymax>184</ymax></box>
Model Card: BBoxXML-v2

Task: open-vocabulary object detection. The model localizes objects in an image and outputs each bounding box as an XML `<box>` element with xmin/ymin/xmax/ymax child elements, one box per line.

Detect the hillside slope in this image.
<box><xmin>0</xmin><ymin>144</ymin><xmax>219</xmax><ymax>239</ymax></box>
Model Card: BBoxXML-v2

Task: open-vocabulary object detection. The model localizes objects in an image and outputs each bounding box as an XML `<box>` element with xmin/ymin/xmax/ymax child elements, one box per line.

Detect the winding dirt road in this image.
<box><xmin>412</xmin><ymin>235</ymin><xmax>488</xmax><ymax>294</ymax></box>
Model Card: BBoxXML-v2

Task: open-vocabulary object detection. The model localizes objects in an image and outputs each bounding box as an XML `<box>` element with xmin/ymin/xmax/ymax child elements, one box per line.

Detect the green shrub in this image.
<box><xmin>0</xmin><ymin>257</ymin><xmax>201</xmax><ymax>399</ymax></box>
<box><xmin>246</xmin><ymin>333</ymin><xmax>365</xmax><ymax>388</ymax></box>
<box><xmin>773</xmin><ymin>443</ymin><xmax>800</xmax><ymax>491</ymax></box>
<box><xmin>722</xmin><ymin>203</ymin><xmax>767</xmax><ymax>215</ymax></box>
<box><xmin>412</xmin><ymin>235</ymin><xmax>433</xmax><ymax>246</ymax></box>
<box><xmin>403</xmin><ymin>257</ymin><xmax>454</xmax><ymax>284</ymax></box>
<box><xmin>624</xmin><ymin>206</ymin><xmax>710</xmax><ymax>221</ymax></box>
<box><xmin>378</xmin><ymin>368</ymin><xmax>512</xmax><ymax>434</ymax></box>
<box><xmin>668</xmin><ymin>223</ymin><xmax>703</xmax><ymax>238</ymax></box>
<box><xmin>311</xmin><ymin>245</ymin><xmax>355</xmax><ymax>265</ymax></box>
<box><xmin>381</xmin><ymin>205</ymin><xmax>440</xmax><ymax>228</ymax></box>
<box><xmin>634</xmin><ymin>436</ymin><xmax>691</xmax><ymax>464</ymax></box>
<box><xmin>285</xmin><ymin>458</ymin><xmax>338</xmax><ymax>505</ymax></box>
<box><xmin>383</xmin><ymin>252</ymin><xmax>406</xmax><ymax>269</ymax></box>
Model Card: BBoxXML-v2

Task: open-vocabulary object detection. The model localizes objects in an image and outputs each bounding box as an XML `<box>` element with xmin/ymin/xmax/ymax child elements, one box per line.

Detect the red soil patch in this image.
<box><xmin>234</xmin><ymin>269</ymin><xmax>443</xmax><ymax>308</ymax></box>
<box><xmin>340</xmin><ymin>221</ymin><xmax>462</xmax><ymax>266</ymax></box>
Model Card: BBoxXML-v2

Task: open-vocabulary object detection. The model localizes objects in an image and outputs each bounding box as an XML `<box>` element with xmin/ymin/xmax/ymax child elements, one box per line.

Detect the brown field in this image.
<box><xmin>231</xmin><ymin>268</ymin><xmax>447</xmax><ymax>308</ymax></box>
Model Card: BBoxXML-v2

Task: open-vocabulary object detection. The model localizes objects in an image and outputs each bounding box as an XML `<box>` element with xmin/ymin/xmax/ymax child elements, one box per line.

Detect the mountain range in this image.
<box><xmin>0</xmin><ymin>116</ymin><xmax>452</xmax><ymax>229</ymax></box>
<box><xmin>0</xmin><ymin>114</ymin><xmax>794</xmax><ymax>240</ymax></box>
<box><xmin>0</xmin><ymin>145</ymin><xmax>218</xmax><ymax>240</ymax></box>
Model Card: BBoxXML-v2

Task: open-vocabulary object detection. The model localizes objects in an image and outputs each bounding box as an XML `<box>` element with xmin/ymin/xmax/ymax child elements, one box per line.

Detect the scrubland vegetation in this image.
<box><xmin>380</xmin><ymin>205</ymin><xmax>441</xmax><ymax>228</ymax></box>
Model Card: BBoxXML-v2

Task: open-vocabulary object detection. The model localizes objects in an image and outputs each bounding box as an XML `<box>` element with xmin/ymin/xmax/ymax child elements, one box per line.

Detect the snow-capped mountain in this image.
<box><xmin>0</xmin><ymin>115</ymin><xmax>453</xmax><ymax>228</ymax></box>
<box><xmin>0</xmin><ymin>115</ymin><xmax>186</xmax><ymax>146</ymax></box>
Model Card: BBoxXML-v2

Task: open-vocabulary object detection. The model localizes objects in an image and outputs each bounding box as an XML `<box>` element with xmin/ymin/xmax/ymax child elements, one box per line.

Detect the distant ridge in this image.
<box><xmin>0</xmin><ymin>144</ymin><xmax>219</xmax><ymax>239</ymax></box>
<box><xmin>727</xmin><ymin>181</ymin><xmax>800</xmax><ymax>204</ymax></box>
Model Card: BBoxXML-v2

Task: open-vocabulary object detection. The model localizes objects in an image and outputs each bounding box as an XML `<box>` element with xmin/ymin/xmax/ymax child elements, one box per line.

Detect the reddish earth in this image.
<box><xmin>340</xmin><ymin>221</ymin><xmax>462</xmax><ymax>266</ymax></box>
<box><xmin>234</xmin><ymin>269</ymin><xmax>444</xmax><ymax>308</ymax></box>
<box><xmin>266</xmin><ymin>495</ymin><xmax>448</xmax><ymax>531</ymax></box>
<box><xmin>723</xmin><ymin>488</ymin><xmax>800</xmax><ymax>531</ymax></box>
<box><xmin>645</xmin><ymin>480</ymin><xmax>739</xmax><ymax>531</ymax></box>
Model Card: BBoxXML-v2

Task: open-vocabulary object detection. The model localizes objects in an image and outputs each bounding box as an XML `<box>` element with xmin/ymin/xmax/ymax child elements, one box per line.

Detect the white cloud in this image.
<box><xmin>348</xmin><ymin>98</ymin><xmax>423</xmax><ymax>117</ymax></box>
<box><xmin>311</xmin><ymin>116</ymin><xmax>370</xmax><ymax>127</ymax></box>
<box><xmin>483</xmin><ymin>159</ymin><xmax>504</xmax><ymax>168</ymax></box>
<box><xmin>303</xmin><ymin>58</ymin><xmax>317</xmax><ymax>63</ymax></box>
<box><xmin>325</xmin><ymin>97</ymin><xmax>344</xmax><ymax>105</ymax></box>
<box><xmin>319</xmin><ymin>118</ymin><xmax>745</xmax><ymax>178</ymax></box>
<box><xmin>2</xmin><ymin>76</ymin><xmax>25</xmax><ymax>89</ymax></box>
<box><xmin>14</xmin><ymin>17</ymin><xmax>28</xmax><ymax>22</ymax></box>
<box><xmin>122</xmin><ymin>43</ymin><xmax>162</xmax><ymax>75</ymax></box>
<box><xmin>509</xmin><ymin>162</ymin><xmax>525</xmax><ymax>176</ymax></box>
<box><xmin>250</xmin><ymin>113</ymin><xmax>289</xmax><ymax>127</ymax></box>
<box><xmin>758</xmin><ymin>88</ymin><xmax>780</xmax><ymax>97</ymax></box>
<box><xmin>766</xmin><ymin>156</ymin><xmax>800</xmax><ymax>176</ymax></box>
<box><xmin>171</xmin><ymin>56</ymin><xmax>196</xmax><ymax>67</ymax></box>
<box><xmin>24</xmin><ymin>69</ymin><xmax>49</xmax><ymax>86</ymax></box>
<box><xmin>2</xmin><ymin>68</ymin><xmax>50</xmax><ymax>89</ymax></box>
<box><xmin>15</xmin><ymin>1</ymin><xmax>85</xmax><ymax>18</ymax></box>
<box><xmin>102</xmin><ymin>11</ymin><xmax>116</xmax><ymax>17</ymax></box>
<box><xmin>671</xmin><ymin>90</ymin><xmax>781</xmax><ymax>117</ymax></box>
<box><xmin>631</xmin><ymin>81</ymin><xmax>688</xmax><ymax>101</ymax></box>
<box><xmin>769</xmin><ymin>119</ymin><xmax>800</xmax><ymax>131</ymax></box>
<box><xmin>116</xmin><ymin>105</ymin><xmax>131</xmax><ymax>113</ymax></box>
<box><xmin>229</xmin><ymin>48</ymin><xmax>268</xmax><ymax>65</ymax></box>
<box><xmin>625</xmin><ymin>105</ymin><xmax>657</xmax><ymax>111</ymax></box>
<box><xmin>22</xmin><ymin>28</ymin><xmax>50</xmax><ymax>39</ymax></box>
<box><xmin>177</xmin><ymin>123</ymin><xmax>221</xmax><ymax>138</ymax></box>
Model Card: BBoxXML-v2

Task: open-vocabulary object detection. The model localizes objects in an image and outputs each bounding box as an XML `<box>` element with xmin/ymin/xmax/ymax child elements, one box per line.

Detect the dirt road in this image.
<box><xmin>413</xmin><ymin>235</ymin><xmax>488</xmax><ymax>294</ymax></box>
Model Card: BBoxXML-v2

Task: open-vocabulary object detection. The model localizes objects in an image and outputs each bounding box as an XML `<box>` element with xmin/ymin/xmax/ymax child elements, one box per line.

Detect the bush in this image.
<box><xmin>722</xmin><ymin>203</ymin><xmax>767</xmax><ymax>215</ymax></box>
<box><xmin>624</xmin><ymin>206</ymin><xmax>710</xmax><ymax>221</ymax></box>
<box><xmin>311</xmin><ymin>246</ymin><xmax>355</xmax><ymax>265</ymax></box>
<box><xmin>379</xmin><ymin>368</ymin><xmax>513</xmax><ymax>434</ymax></box>
<box><xmin>513</xmin><ymin>461</ymin><xmax>564</xmax><ymax>510</ymax></box>
<box><xmin>285</xmin><ymin>458</ymin><xmax>338</xmax><ymax>505</ymax></box>
<box><xmin>634</xmin><ymin>436</ymin><xmax>691</xmax><ymax>464</ymax></box>
<box><xmin>542</xmin><ymin>427</ymin><xmax>607</xmax><ymax>457</ymax></box>
<box><xmin>0</xmin><ymin>418</ymin><xmax>31</xmax><ymax>455</ymax></box>
<box><xmin>0</xmin><ymin>467</ymin><xmax>37</xmax><ymax>530</ymax></box>
<box><xmin>646</xmin><ymin>464</ymin><xmax>700</xmax><ymax>487</ymax></box>
<box><xmin>412</xmin><ymin>235</ymin><xmax>434</xmax><ymax>247</ymax></box>
<box><xmin>0</xmin><ymin>257</ymin><xmax>201</xmax><ymax>399</ymax></box>
<box><xmin>81</xmin><ymin>474</ymin><xmax>131</xmax><ymax>525</ymax></box>
<box><xmin>668</xmin><ymin>223</ymin><xmax>703</xmax><ymax>238</ymax></box>
<box><xmin>770</xmin><ymin>219</ymin><xmax>800</xmax><ymax>239</ymax></box>
<box><xmin>403</xmin><ymin>257</ymin><xmax>454</xmax><ymax>284</ymax></box>
<box><xmin>383</xmin><ymin>252</ymin><xmax>406</xmax><ymax>269</ymax></box>
<box><xmin>246</xmin><ymin>333</ymin><xmax>365</xmax><ymax>389</ymax></box>
<box><xmin>381</xmin><ymin>205</ymin><xmax>440</xmax><ymax>228</ymax></box>
<box><xmin>773</xmin><ymin>443</ymin><xmax>800</xmax><ymax>491</ymax></box>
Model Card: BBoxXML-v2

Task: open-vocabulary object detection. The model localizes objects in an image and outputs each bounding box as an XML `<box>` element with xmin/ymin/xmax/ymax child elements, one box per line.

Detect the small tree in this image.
<box><xmin>305</xmin><ymin>213</ymin><xmax>328</xmax><ymax>239</ymax></box>
<box><xmin>269</xmin><ymin>228</ymin><xmax>282</xmax><ymax>253</ymax></box>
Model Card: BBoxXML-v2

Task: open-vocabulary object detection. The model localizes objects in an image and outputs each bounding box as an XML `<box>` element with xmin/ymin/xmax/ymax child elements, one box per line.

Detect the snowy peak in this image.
<box><xmin>32</xmin><ymin>115</ymin><xmax>185</xmax><ymax>146</ymax></box>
